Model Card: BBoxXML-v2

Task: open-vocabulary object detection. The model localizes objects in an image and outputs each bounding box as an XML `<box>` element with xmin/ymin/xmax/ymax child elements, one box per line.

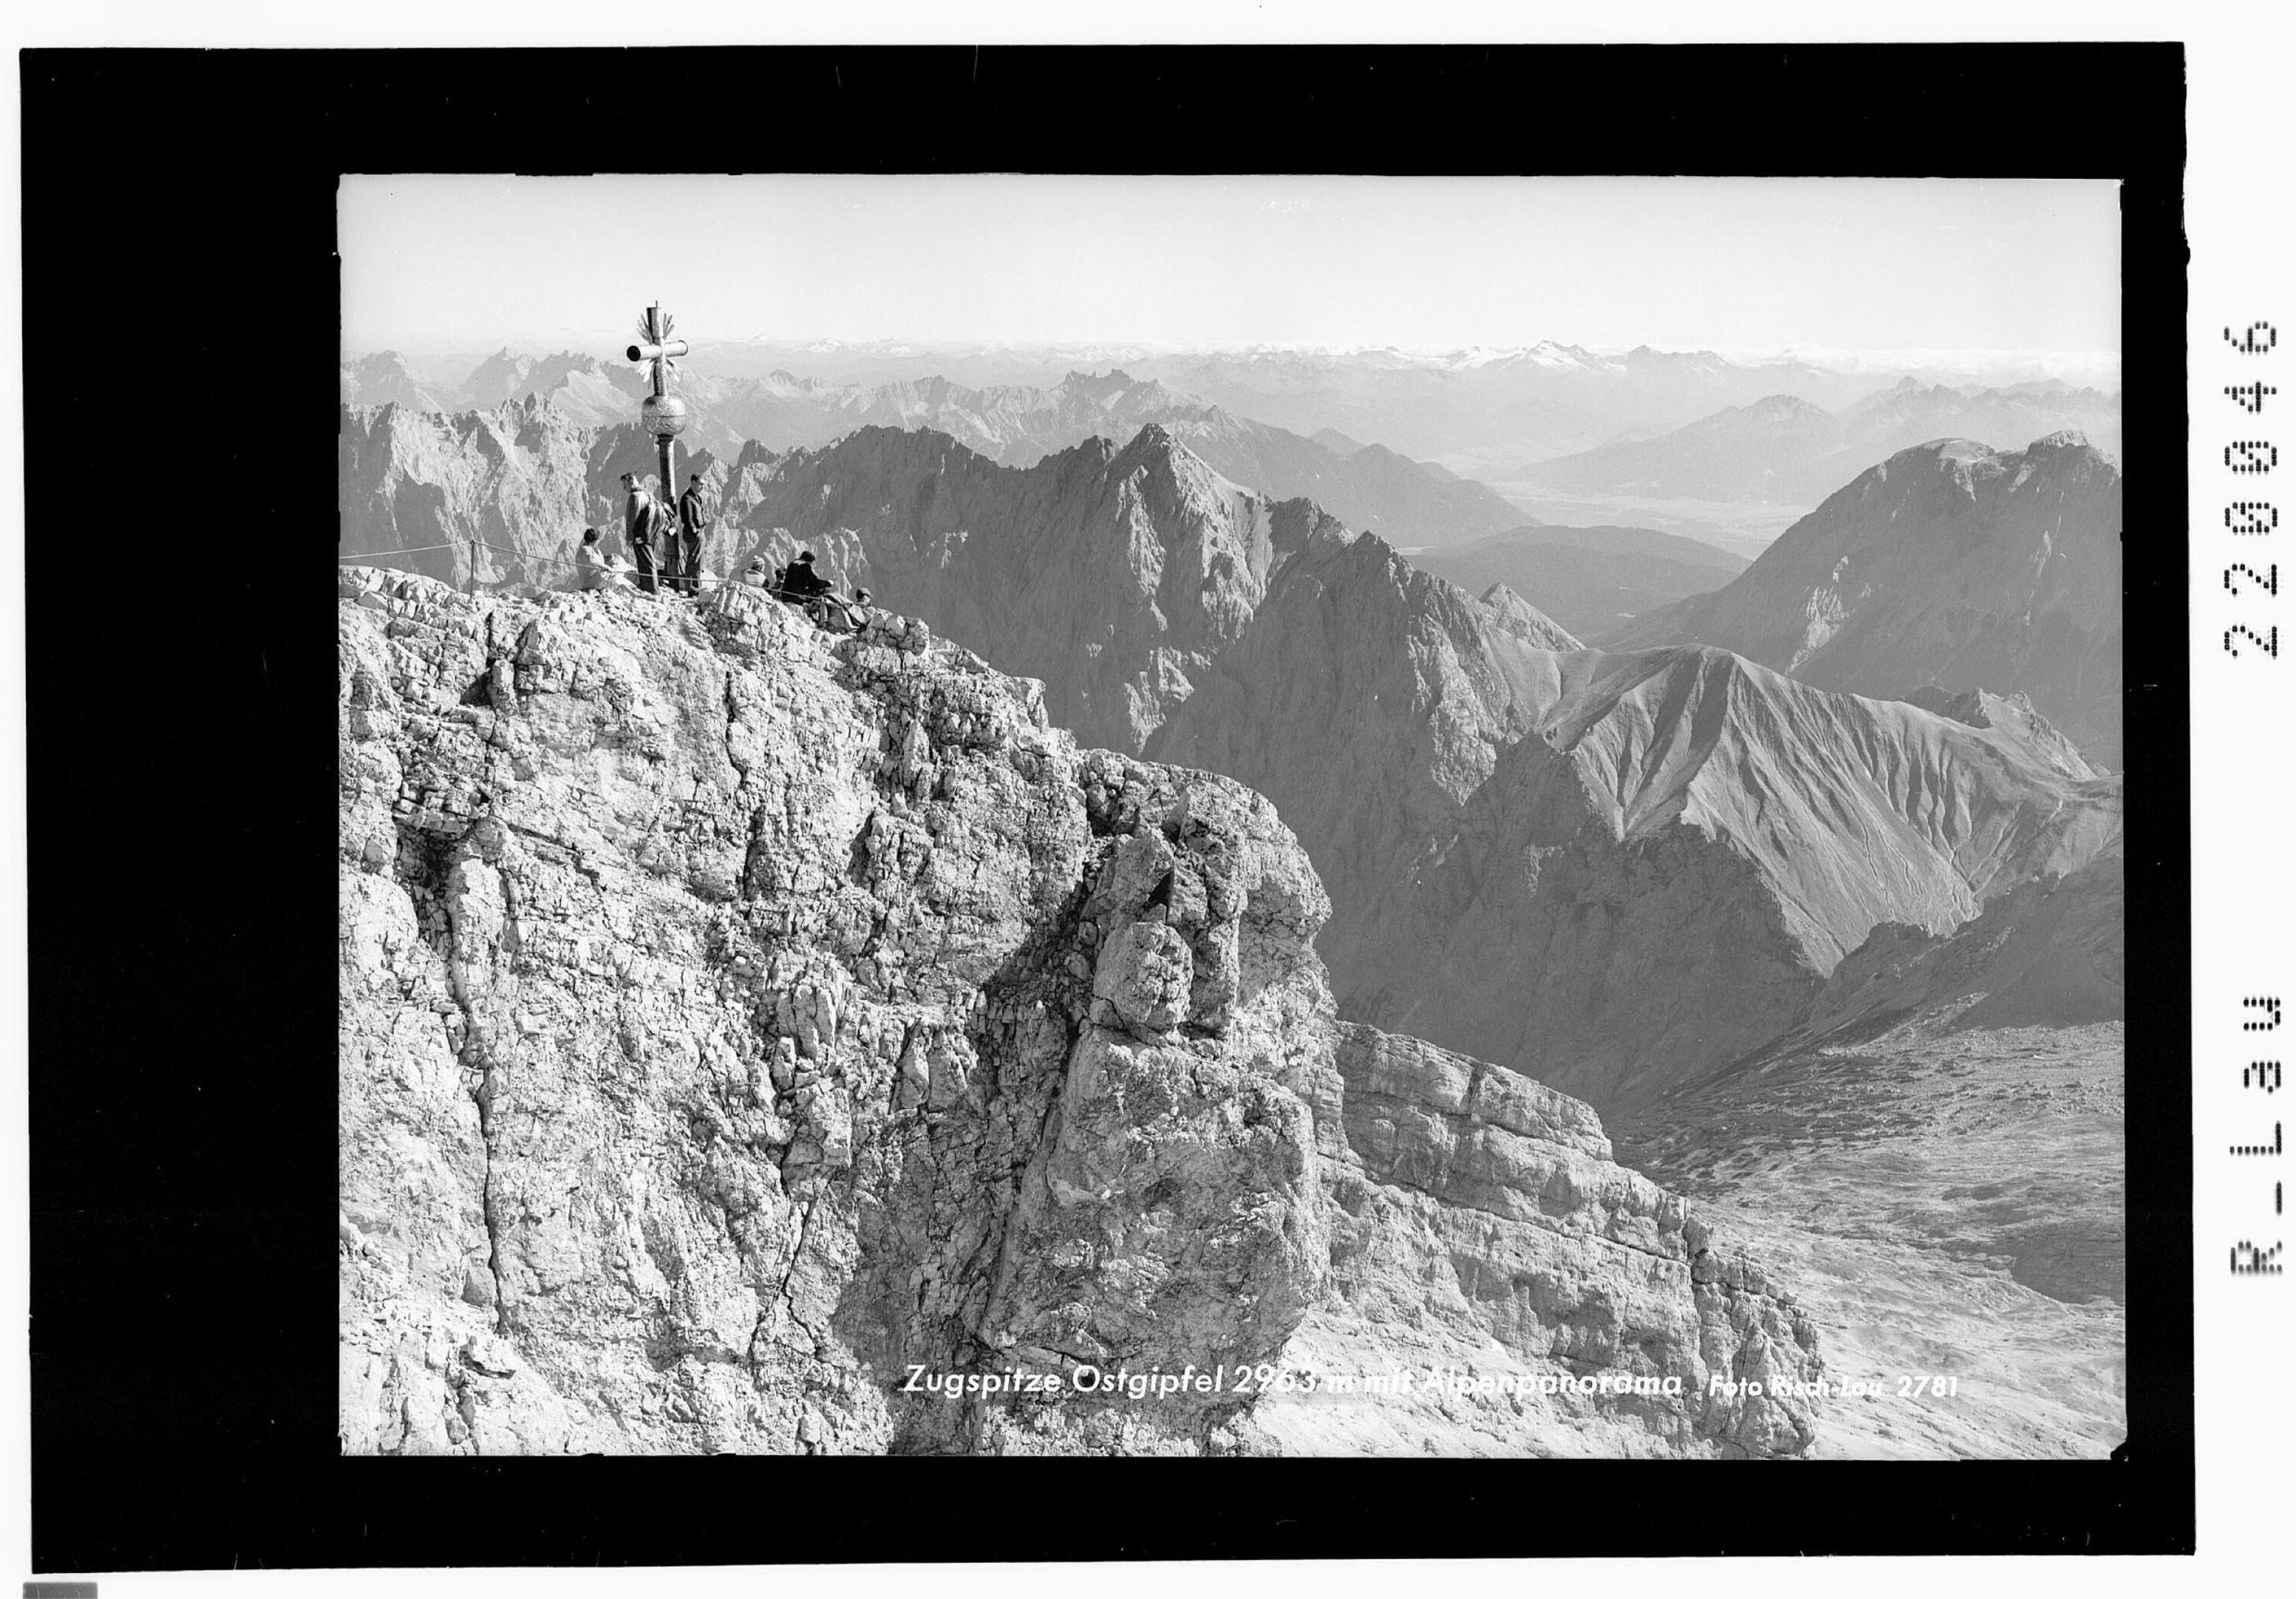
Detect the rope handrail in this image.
<box><xmin>347</xmin><ymin>536</ymin><xmax>740</xmax><ymax>578</ymax></box>
<box><xmin>475</xmin><ymin>540</ymin><xmax>582</xmax><ymax>569</ymax></box>
<box><xmin>342</xmin><ymin>555</ymin><xmax>761</xmax><ymax>596</ymax></box>
<box><xmin>480</xmin><ymin>538</ymin><xmax>726</xmax><ymax>572</ymax></box>
<box><xmin>336</xmin><ymin>543</ymin><xmax>462</xmax><ymax>560</ymax></box>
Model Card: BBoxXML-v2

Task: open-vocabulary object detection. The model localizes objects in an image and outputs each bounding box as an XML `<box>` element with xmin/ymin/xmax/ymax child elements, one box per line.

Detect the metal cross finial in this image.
<box><xmin>628</xmin><ymin>302</ymin><xmax>692</xmax><ymax>509</ymax></box>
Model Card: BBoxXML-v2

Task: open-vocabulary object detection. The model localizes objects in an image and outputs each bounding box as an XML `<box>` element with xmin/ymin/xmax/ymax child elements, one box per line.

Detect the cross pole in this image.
<box><xmin>628</xmin><ymin>302</ymin><xmax>691</xmax><ymax>535</ymax></box>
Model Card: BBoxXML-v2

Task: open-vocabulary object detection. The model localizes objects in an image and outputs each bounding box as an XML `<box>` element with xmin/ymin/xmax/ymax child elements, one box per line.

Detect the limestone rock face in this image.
<box><xmin>1609</xmin><ymin>435</ymin><xmax>2125</xmax><ymax>766</ymax></box>
<box><xmin>1267</xmin><ymin>1025</ymin><xmax>1821</xmax><ymax>1459</ymax></box>
<box><xmin>338</xmin><ymin>569</ymin><xmax>1819</xmax><ymax>1457</ymax></box>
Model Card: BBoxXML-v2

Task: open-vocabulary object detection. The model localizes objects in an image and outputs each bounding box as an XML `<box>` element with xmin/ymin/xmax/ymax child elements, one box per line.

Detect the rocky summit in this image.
<box><xmin>338</xmin><ymin>567</ymin><xmax>1823</xmax><ymax>1457</ymax></box>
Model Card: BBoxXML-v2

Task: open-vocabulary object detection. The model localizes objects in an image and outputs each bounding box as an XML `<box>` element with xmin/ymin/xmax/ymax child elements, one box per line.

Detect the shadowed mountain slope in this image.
<box><xmin>1411</xmin><ymin>523</ymin><xmax>1749</xmax><ymax>641</ymax></box>
<box><xmin>1609</xmin><ymin>435</ymin><xmax>2123</xmax><ymax>766</ymax></box>
<box><xmin>1150</xmin><ymin>523</ymin><xmax>2118</xmax><ymax>1109</ymax></box>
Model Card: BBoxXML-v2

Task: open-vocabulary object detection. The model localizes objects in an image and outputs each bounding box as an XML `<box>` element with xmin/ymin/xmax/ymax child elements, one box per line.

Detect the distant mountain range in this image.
<box><xmin>341</xmin><ymin>354</ymin><xmax>1528</xmax><ymax>549</ymax></box>
<box><xmin>346</xmin><ymin>340</ymin><xmax>2123</xmax><ymax>550</ymax></box>
<box><xmin>1109</xmin><ymin>343</ymin><xmax>1904</xmax><ymax>478</ymax></box>
<box><xmin>1610</xmin><ymin>433</ymin><xmax>2123</xmax><ymax>767</ymax></box>
<box><xmin>1518</xmin><ymin>380</ymin><xmax>2122</xmax><ymax>507</ymax></box>
<box><xmin>1407</xmin><ymin>524</ymin><xmax>1749</xmax><ymax>642</ymax></box>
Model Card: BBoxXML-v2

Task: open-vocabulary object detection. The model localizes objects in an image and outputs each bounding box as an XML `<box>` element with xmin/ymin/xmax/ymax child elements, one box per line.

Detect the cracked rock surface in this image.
<box><xmin>339</xmin><ymin>567</ymin><xmax>1822</xmax><ymax>1456</ymax></box>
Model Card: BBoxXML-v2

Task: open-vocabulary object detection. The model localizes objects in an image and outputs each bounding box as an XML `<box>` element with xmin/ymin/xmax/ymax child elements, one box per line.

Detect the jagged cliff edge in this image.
<box><xmin>339</xmin><ymin>567</ymin><xmax>1822</xmax><ymax>1457</ymax></box>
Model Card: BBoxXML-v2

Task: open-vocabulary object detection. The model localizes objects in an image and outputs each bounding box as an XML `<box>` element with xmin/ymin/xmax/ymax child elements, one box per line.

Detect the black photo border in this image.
<box><xmin>21</xmin><ymin>41</ymin><xmax>2189</xmax><ymax>1570</ymax></box>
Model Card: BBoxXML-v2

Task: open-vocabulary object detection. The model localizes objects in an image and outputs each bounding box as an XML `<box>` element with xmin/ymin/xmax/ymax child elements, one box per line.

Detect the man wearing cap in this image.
<box><xmin>620</xmin><ymin>472</ymin><xmax>646</xmax><ymax>543</ymax></box>
<box><xmin>778</xmin><ymin>549</ymin><xmax>833</xmax><ymax>603</ymax></box>
<box><xmin>675</xmin><ymin>472</ymin><xmax>712</xmax><ymax>596</ymax></box>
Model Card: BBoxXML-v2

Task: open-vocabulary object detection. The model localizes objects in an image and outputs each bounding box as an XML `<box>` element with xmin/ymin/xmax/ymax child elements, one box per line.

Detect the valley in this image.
<box><xmin>1616</xmin><ymin>1021</ymin><xmax>2125</xmax><ymax>1458</ymax></box>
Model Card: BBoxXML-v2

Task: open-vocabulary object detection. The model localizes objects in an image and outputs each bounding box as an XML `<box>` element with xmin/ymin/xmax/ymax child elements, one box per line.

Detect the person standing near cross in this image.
<box><xmin>619</xmin><ymin>470</ymin><xmax>660</xmax><ymax>595</ymax></box>
<box><xmin>628</xmin><ymin>302</ymin><xmax>691</xmax><ymax>596</ymax></box>
<box><xmin>676</xmin><ymin>472</ymin><xmax>711</xmax><ymax>596</ymax></box>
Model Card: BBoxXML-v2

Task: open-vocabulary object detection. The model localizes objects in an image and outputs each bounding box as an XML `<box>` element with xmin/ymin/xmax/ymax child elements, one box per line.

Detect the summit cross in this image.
<box><xmin>628</xmin><ymin>302</ymin><xmax>691</xmax><ymax>516</ymax></box>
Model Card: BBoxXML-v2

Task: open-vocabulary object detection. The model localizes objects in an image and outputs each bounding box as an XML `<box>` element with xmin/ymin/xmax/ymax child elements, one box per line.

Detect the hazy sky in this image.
<box><xmin>340</xmin><ymin>174</ymin><xmax>2119</xmax><ymax>358</ymax></box>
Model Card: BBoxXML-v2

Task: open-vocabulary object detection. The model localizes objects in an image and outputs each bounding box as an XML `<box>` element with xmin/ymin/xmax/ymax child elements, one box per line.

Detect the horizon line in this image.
<box><xmin>349</xmin><ymin>334</ymin><xmax>2125</xmax><ymax>364</ymax></box>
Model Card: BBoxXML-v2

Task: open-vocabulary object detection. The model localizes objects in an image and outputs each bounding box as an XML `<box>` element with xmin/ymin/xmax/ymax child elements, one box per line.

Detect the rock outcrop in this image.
<box><xmin>1609</xmin><ymin>434</ymin><xmax>2125</xmax><ymax>766</ymax></box>
<box><xmin>338</xmin><ymin>569</ymin><xmax>1821</xmax><ymax>1457</ymax></box>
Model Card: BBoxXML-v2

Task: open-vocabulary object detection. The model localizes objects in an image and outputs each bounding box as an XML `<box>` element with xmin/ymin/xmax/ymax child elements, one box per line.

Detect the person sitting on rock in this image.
<box><xmin>575</xmin><ymin>527</ymin><xmax>608</xmax><ymax>592</ymax></box>
<box><xmin>740</xmin><ymin>557</ymin><xmax>770</xmax><ymax>589</ymax></box>
<box><xmin>778</xmin><ymin>550</ymin><xmax>833</xmax><ymax>604</ymax></box>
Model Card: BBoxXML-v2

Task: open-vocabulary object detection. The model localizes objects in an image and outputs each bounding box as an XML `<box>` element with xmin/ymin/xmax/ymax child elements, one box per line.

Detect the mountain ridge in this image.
<box><xmin>339</xmin><ymin>358</ymin><xmax>1532</xmax><ymax>550</ymax></box>
<box><xmin>342</xmin><ymin>415</ymin><xmax>2122</xmax><ymax>1114</ymax></box>
<box><xmin>1518</xmin><ymin>383</ymin><xmax>2122</xmax><ymax>508</ymax></box>
<box><xmin>1608</xmin><ymin>432</ymin><xmax>2124</xmax><ymax>766</ymax></box>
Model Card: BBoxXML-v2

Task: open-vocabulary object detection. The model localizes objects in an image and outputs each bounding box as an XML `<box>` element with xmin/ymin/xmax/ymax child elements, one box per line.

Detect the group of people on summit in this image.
<box><xmin>576</xmin><ymin>469</ymin><xmax>711</xmax><ymax>596</ymax></box>
<box><xmin>572</xmin><ymin>469</ymin><xmax>872</xmax><ymax>632</ymax></box>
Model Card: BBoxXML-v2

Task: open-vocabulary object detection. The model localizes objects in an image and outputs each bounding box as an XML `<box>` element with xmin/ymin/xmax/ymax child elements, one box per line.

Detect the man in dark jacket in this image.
<box><xmin>621</xmin><ymin>472</ymin><xmax>647</xmax><ymax>542</ymax></box>
<box><xmin>675</xmin><ymin>472</ymin><xmax>710</xmax><ymax>596</ymax></box>
<box><xmin>617</xmin><ymin>472</ymin><xmax>657</xmax><ymax>592</ymax></box>
<box><xmin>779</xmin><ymin>549</ymin><xmax>833</xmax><ymax>602</ymax></box>
<box><xmin>629</xmin><ymin>494</ymin><xmax>663</xmax><ymax>596</ymax></box>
